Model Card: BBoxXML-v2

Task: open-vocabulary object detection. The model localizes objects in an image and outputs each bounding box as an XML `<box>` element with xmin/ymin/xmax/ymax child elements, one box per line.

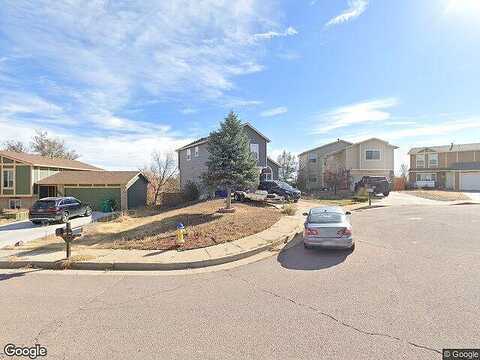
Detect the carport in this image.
<box><xmin>36</xmin><ymin>171</ymin><xmax>149</xmax><ymax>211</ymax></box>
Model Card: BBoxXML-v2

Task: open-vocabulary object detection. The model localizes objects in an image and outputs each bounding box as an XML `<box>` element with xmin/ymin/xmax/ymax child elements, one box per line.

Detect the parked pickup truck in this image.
<box><xmin>354</xmin><ymin>176</ymin><xmax>391</xmax><ymax>196</ymax></box>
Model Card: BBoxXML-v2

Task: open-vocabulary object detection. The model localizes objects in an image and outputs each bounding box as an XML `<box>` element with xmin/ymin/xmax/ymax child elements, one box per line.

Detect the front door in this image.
<box><xmin>445</xmin><ymin>172</ymin><xmax>454</xmax><ymax>190</ymax></box>
<box><xmin>39</xmin><ymin>186</ymin><xmax>57</xmax><ymax>199</ymax></box>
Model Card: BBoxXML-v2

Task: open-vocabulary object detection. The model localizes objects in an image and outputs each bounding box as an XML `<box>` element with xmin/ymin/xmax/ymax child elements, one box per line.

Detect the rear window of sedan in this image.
<box><xmin>308</xmin><ymin>212</ymin><xmax>344</xmax><ymax>224</ymax></box>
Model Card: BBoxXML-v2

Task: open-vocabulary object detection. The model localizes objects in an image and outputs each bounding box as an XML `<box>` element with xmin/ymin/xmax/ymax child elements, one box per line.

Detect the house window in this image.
<box><xmin>9</xmin><ymin>199</ymin><xmax>22</xmax><ymax>209</ymax></box>
<box><xmin>428</xmin><ymin>153</ymin><xmax>438</xmax><ymax>167</ymax></box>
<box><xmin>3</xmin><ymin>169</ymin><xmax>14</xmax><ymax>188</ymax></box>
<box><xmin>308</xmin><ymin>176</ymin><xmax>317</xmax><ymax>183</ymax></box>
<box><xmin>308</xmin><ymin>153</ymin><xmax>317</xmax><ymax>163</ymax></box>
<box><xmin>250</xmin><ymin>143</ymin><xmax>259</xmax><ymax>160</ymax></box>
<box><xmin>416</xmin><ymin>154</ymin><xmax>425</xmax><ymax>168</ymax></box>
<box><xmin>186</xmin><ymin>149</ymin><xmax>191</xmax><ymax>161</ymax></box>
<box><xmin>365</xmin><ymin>150</ymin><xmax>381</xmax><ymax>160</ymax></box>
<box><xmin>416</xmin><ymin>173</ymin><xmax>436</xmax><ymax>181</ymax></box>
<box><xmin>194</xmin><ymin>146</ymin><xmax>199</xmax><ymax>157</ymax></box>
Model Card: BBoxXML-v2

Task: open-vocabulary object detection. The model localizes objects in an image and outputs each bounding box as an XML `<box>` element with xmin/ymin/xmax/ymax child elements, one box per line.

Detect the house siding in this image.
<box><xmin>127</xmin><ymin>176</ymin><xmax>148</xmax><ymax>209</ymax></box>
<box><xmin>178</xmin><ymin>125</ymin><xmax>269</xmax><ymax>191</ymax></box>
<box><xmin>267</xmin><ymin>158</ymin><xmax>279</xmax><ymax>180</ymax></box>
<box><xmin>300</xmin><ymin>141</ymin><xmax>351</xmax><ymax>190</ymax></box>
<box><xmin>15</xmin><ymin>165</ymin><xmax>31</xmax><ymax>195</ymax></box>
<box><xmin>178</xmin><ymin>142</ymin><xmax>209</xmax><ymax>190</ymax></box>
<box><xmin>245</xmin><ymin>126</ymin><xmax>267</xmax><ymax>168</ymax></box>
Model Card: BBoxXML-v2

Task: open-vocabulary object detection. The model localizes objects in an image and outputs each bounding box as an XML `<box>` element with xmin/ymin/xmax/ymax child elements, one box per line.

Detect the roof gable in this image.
<box><xmin>36</xmin><ymin>171</ymin><xmax>144</xmax><ymax>186</ymax></box>
<box><xmin>299</xmin><ymin>140</ymin><xmax>352</xmax><ymax>156</ymax></box>
<box><xmin>176</xmin><ymin>122</ymin><xmax>270</xmax><ymax>152</ymax></box>
<box><xmin>408</xmin><ymin>142</ymin><xmax>480</xmax><ymax>154</ymax></box>
<box><xmin>0</xmin><ymin>151</ymin><xmax>102</xmax><ymax>171</ymax></box>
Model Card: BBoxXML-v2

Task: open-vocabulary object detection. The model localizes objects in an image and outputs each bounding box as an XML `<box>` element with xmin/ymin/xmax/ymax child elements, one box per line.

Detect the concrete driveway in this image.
<box><xmin>0</xmin><ymin>212</ymin><xmax>108</xmax><ymax>248</ymax></box>
<box><xmin>464</xmin><ymin>191</ymin><xmax>480</xmax><ymax>202</ymax></box>
<box><xmin>375</xmin><ymin>191</ymin><xmax>448</xmax><ymax>206</ymax></box>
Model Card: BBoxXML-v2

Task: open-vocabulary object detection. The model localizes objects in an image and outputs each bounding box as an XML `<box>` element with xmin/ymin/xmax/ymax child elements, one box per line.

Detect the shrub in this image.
<box><xmin>281</xmin><ymin>203</ymin><xmax>297</xmax><ymax>216</ymax></box>
<box><xmin>183</xmin><ymin>181</ymin><xmax>200</xmax><ymax>202</ymax></box>
<box><xmin>353</xmin><ymin>187</ymin><xmax>369</xmax><ymax>202</ymax></box>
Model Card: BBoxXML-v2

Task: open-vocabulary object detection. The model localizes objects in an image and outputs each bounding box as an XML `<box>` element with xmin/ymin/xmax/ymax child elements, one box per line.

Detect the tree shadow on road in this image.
<box><xmin>0</xmin><ymin>269</ymin><xmax>42</xmax><ymax>282</ymax></box>
<box><xmin>277</xmin><ymin>235</ymin><xmax>352</xmax><ymax>271</ymax></box>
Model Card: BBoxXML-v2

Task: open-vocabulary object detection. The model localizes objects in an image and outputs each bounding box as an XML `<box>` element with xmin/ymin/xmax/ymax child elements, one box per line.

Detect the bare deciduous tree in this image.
<box><xmin>277</xmin><ymin>150</ymin><xmax>297</xmax><ymax>184</ymax></box>
<box><xmin>145</xmin><ymin>151</ymin><xmax>178</xmax><ymax>206</ymax></box>
<box><xmin>2</xmin><ymin>140</ymin><xmax>28</xmax><ymax>153</ymax></box>
<box><xmin>31</xmin><ymin>130</ymin><xmax>79</xmax><ymax>159</ymax></box>
<box><xmin>400</xmin><ymin>163</ymin><xmax>408</xmax><ymax>179</ymax></box>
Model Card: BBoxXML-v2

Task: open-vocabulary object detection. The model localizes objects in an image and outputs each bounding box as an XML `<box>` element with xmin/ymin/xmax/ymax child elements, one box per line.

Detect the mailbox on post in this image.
<box><xmin>367</xmin><ymin>188</ymin><xmax>374</xmax><ymax>207</ymax></box>
<box><xmin>55</xmin><ymin>222</ymin><xmax>83</xmax><ymax>259</ymax></box>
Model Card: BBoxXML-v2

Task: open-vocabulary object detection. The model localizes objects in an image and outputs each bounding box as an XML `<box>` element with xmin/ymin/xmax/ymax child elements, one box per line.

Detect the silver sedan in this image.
<box><xmin>302</xmin><ymin>206</ymin><xmax>354</xmax><ymax>250</ymax></box>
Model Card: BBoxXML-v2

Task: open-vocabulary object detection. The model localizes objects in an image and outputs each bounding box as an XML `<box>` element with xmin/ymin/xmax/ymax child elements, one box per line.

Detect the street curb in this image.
<box><xmin>0</xmin><ymin>224</ymin><xmax>303</xmax><ymax>271</ymax></box>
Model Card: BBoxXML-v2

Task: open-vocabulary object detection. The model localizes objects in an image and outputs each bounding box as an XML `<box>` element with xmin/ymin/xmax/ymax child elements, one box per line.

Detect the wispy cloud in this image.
<box><xmin>223</xmin><ymin>99</ymin><xmax>263</xmax><ymax>108</ymax></box>
<box><xmin>260</xmin><ymin>106</ymin><xmax>288</xmax><ymax>117</ymax></box>
<box><xmin>325</xmin><ymin>0</ymin><xmax>369</xmax><ymax>27</ymax></box>
<box><xmin>0</xmin><ymin>1</ymin><xmax>287</xmax><ymax>121</ymax></box>
<box><xmin>253</xmin><ymin>26</ymin><xmax>298</xmax><ymax>40</ymax></box>
<box><xmin>0</xmin><ymin>0</ymin><xmax>293</xmax><ymax>168</ymax></box>
<box><xmin>180</xmin><ymin>108</ymin><xmax>198</xmax><ymax>115</ymax></box>
<box><xmin>313</xmin><ymin>98</ymin><xmax>399</xmax><ymax>134</ymax></box>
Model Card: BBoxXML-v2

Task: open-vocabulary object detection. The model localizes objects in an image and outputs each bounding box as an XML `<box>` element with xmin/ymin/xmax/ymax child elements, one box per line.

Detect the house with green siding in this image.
<box><xmin>0</xmin><ymin>151</ymin><xmax>148</xmax><ymax>211</ymax></box>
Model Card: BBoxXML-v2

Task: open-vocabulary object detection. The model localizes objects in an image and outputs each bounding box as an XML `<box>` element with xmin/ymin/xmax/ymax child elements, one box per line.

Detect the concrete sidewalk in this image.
<box><xmin>0</xmin><ymin>215</ymin><xmax>303</xmax><ymax>271</ymax></box>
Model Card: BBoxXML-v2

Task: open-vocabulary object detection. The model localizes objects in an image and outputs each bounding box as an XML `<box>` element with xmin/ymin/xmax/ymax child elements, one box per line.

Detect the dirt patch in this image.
<box><xmin>403</xmin><ymin>190</ymin><xmax>469</xmax><ymax>202</ymax></box>
<box><xmin>75</xmin><ymin>199</ymin><xmax>282</xmax><ymax>251</ymax></box>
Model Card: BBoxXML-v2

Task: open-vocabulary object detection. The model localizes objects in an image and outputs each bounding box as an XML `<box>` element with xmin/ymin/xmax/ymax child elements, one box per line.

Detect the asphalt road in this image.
<box><xmin>0</xmin><ymin>212</ymin><xmax>107</xmax><ymax>248</ymax></box>
<box><xmin>0</xmin><ymin>204</ymin><xmax>479</xmax><ymax>360</ymax></box>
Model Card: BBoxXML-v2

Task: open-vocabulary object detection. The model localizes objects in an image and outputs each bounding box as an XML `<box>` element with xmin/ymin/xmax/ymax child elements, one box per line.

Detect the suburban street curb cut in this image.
<box><xmin>0</xmin><ymin>224</ymin><xmax>303</xmax><ymax>271</ymax></box>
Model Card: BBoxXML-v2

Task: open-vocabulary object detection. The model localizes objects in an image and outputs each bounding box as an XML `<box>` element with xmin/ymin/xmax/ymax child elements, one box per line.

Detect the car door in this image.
<box><xmin>71</xmin><ymin>198</ymin><xmax>82</xmax><ymax>216</ymax></box>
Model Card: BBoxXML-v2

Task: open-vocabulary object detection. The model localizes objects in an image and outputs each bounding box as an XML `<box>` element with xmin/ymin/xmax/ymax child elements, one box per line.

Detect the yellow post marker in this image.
<box><xmin>176</xmin><ymin>223</ymin><xmax>186</xmax><ymax>249</ymax></box>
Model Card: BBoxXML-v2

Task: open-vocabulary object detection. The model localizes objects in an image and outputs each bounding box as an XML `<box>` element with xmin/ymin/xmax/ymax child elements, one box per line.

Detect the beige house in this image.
<box><xmin>408</xmin><ymin>142</ymin><xmax>480</xmax><ymax>191</ymax></box>
<box><xmin>299</xmin><ymin>138</ymin><xmax>397</xmax><ymax>191</ymax></box>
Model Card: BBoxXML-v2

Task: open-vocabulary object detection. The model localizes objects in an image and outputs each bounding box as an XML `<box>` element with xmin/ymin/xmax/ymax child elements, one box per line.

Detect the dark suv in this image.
<box><xmin>258</xmin><ymin>180</ymin><xmax>301</xmax><ymax>202</ymax></box>
<box><xmin>354</xmin><ymin>176</ymin><xmax>391</xmax><ymax>196</ymax></box>
<box><xmin>29</xmin><ymin>197</ymin><xmax>92</xmax><ymax>224</ymax></box>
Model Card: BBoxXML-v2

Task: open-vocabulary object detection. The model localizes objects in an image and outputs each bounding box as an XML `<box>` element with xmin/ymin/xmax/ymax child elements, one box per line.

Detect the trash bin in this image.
<box><xmin>101</xmin><ymin>200</ymin><xmax>112</xmax><ymax>213</ymax></box>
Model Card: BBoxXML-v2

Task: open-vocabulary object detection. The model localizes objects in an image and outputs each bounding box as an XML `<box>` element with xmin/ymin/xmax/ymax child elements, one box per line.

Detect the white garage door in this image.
<box><xmin>460</xmin><ymin>172</ymin><xmax>480</xmax><ymax>191</ymax></box>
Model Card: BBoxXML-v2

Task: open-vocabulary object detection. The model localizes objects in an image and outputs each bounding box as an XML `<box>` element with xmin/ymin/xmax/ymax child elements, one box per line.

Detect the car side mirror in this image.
<box><xmin>345</xmin><ymin>211</ymin><xmax>352</xmax><ymax>215</ymax></box>
<box><xmin>302</xmin><ymin>212</ymin><xmax>308</xmax><ymax>216</ymax></box>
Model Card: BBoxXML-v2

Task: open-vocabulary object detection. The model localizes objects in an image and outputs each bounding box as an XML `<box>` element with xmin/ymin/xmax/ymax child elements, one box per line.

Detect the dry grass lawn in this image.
<box><xmin>404</xmin><ymin>190</ymin><xmax>469</xmax><ymax>201</ymax></box>
<box><xmin>76</xmin><ymin>199</ymin><xmax>282</xmax><ymax>250</ymax></box>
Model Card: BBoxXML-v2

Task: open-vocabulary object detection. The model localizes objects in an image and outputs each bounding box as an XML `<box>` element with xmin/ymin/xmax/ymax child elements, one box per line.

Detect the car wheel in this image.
<box><xmin>31</xmin><ymin>220</ymin><xmax>41</xmax><ymax>225</ymax></box>
<box><xmin>84</xmin><ymin>206</ymin><xmax>92</xmax><ymax>217</ymax></box>
<box><xmin>61</xmin><ymin>211</ymin><xmax>69</xmax><ymax>223</ymax></box>
<box><xmin>383</xmin><ymin>191</ymin><xmax>390</xmax><ymax>197</ymax></box>
<box><xmin>304</xmin><ymin>243</ymin><xmax>312</xmax><ymax>249</ymax></box>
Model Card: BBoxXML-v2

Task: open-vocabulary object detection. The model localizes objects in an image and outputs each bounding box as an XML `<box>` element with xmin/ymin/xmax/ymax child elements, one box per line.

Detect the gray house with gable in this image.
<box><xmin>176</xmin><ymin>123</ymin><xmax>280</xmax><ymax>191</ymax></box>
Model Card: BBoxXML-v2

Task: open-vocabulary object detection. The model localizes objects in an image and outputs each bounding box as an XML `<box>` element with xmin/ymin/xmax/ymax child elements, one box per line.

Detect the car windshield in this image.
<box><xmin>275</xmin><ymin>181</ymin><xmax>295</xmax><ymax>191</ymax></box>
<box><xmin>34</xmin><ymin>200</ymin><xmax>56</xmax><ymax>209</ymax></box>
<box><xmin>308</xmin><ymin>212</ymin><xmax>344</xmax><ymax>224</ymax></box>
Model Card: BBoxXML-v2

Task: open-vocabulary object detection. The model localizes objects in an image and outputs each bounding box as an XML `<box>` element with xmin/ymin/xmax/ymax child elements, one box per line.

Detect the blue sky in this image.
<box><xmin>1</xmin><ymin>0</ymin><xmax>480</xmax><ymax>172</ymax></box>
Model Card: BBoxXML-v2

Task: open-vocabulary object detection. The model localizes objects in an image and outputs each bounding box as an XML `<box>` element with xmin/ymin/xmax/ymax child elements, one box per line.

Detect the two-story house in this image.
<box><xmin>408</xmin><ymin>142</ymin><xmax>480</xmax><ymax>191</ymax></box>
<box><xmin>298</xmin><ymin>140</ymin><xmax>352</xmax><ymax>191</ymax></box>
<box><xmin>299</xmin><ymin>138</ymin><xmax>398</xmax><ymax>191</ymax></box>
<box><xmin>0</xmin><ymin>151</ymin><xmax>148</xmax><ymax>211</ymax></box>
<box><xmin>176</xmin><ymin>123</ymin><xmax>280</xmax><ymax>192</ymax></box>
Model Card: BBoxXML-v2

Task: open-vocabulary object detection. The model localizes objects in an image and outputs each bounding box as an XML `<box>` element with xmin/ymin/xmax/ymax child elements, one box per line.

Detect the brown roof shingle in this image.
<box><xmin>0</xmin><ymin>151</ymin><xmax>102</xmax><ymax>170</ymax></box>
<box><xmin>37</xmin><ymin>171</ymin><xmax>143</xmax><ymax>186</ymax></box>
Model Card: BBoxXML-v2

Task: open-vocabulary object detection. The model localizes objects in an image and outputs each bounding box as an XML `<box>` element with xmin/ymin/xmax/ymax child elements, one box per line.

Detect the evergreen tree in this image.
<box><xmin>203</xmin><ymin>112</ymin><xmax>259</xmax><ymax>209</ymax></box>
